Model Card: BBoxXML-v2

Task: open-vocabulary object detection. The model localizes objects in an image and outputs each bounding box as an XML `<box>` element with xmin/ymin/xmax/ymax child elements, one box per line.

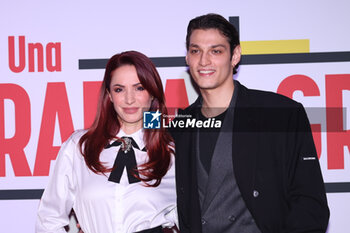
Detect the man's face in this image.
<box><xmin>186</xmin><ymin>29</ymin><xmax>240</xmax><ymax>91</ymax></box>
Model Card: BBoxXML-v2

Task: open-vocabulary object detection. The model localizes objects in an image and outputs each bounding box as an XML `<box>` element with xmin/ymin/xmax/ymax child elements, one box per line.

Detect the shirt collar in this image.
<box><xmin>116</xmin><ymin>128</ymin><xmax>145</xmax><ymax>150</ymax></box>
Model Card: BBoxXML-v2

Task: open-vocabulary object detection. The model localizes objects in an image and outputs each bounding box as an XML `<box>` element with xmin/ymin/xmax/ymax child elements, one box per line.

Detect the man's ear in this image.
<box><xmin>231</xmin><ymin>45</ymin><xmax>241</xmax><ymax>67</ymax></box>
<box><xmin>185</xmin><ymin>53</ymin><xmax>189</xmax><ymax>65</ymax></box>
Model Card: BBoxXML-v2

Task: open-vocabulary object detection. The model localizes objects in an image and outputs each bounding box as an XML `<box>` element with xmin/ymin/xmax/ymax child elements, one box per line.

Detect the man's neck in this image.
<box><xmin>200</xmin><ymin>81</ymin><xmax>234</xmax><ymax>118</ymax></box>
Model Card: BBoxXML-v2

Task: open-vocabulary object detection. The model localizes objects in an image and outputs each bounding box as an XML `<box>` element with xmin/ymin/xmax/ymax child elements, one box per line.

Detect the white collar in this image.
<box><xmin>114</xmin><ymin>128</ymin><xmax>145</xmax><ymax>150</ymax></box>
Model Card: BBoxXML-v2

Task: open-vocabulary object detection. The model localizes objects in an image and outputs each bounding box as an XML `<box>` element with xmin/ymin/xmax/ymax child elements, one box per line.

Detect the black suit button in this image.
<box><xmin>201</xmin><ymin>218</ymin><xmax>207</xmax><ymax>225</ymax></box>
<box><xmin>180</xmin><ymin>187</ymin><xmax>184</xmax><ymax>194</ymax></box>
<box><xmin>228</xmin><ymin>215</ymin><xmax>236</xmax><ymax>222</ymax></box>
<box><xmin>253</xmin><ymin>190</ymin><xmax>259</xmax><ymax>197</ymax></box>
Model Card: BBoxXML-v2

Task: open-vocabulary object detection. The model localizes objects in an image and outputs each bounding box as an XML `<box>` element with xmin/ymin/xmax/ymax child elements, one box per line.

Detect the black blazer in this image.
<box><xmin>171</xmin><ymin>81</ymin><xmax>329</xmax><ymax>233</ymax></box>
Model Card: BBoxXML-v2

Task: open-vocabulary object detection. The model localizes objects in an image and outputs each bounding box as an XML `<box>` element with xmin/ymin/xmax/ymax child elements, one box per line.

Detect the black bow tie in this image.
<box><xmin>105</xmin><ymin>136</ymin><xmax>146</xmax><ymax>184</ymax></box>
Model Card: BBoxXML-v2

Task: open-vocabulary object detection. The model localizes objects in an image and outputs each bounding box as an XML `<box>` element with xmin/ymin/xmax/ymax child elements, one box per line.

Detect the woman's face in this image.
<box><xmin>108</xmin><ymin>65</ymin><xmax>153</xmax><ymax>133</ymax></box>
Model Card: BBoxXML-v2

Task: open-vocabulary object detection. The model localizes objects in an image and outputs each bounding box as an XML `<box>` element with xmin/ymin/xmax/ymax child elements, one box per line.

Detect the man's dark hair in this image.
<box><xmin>186</xmin><ymin>13</ymin><xmax>240</xmax><ymax>74</ymax></box>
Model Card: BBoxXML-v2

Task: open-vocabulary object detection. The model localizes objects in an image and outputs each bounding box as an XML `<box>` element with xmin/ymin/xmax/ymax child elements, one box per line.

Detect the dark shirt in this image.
<box><xmin>197</xmin><ymin>109</ymin><xmax>227</xmax><ymax>173</ymax></box>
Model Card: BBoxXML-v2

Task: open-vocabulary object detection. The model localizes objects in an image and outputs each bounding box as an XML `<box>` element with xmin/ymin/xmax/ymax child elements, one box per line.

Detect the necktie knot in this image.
<box><xmin>120</xmin><ymin>137</ymin><xmax>133</xmax><ymax>153</ymax></box>
<box><xmin>105</xmin><ymin>136</ymin><xmax>145</xmax><ymax>151</ymax></box>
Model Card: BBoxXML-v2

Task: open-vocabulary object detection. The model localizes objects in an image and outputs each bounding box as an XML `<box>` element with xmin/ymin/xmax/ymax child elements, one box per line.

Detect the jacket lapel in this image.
<box><xmin>201</xmin><ymin>131</ymin><xmax>233</xmax><ymax>214</ymax></box>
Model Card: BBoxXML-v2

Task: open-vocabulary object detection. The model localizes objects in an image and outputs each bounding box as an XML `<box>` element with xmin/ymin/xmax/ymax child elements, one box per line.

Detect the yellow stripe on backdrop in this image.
<box><xmin>241</xmin><ymin>39</ymin><xmax>309</xmax><ymax>54</ymax></box>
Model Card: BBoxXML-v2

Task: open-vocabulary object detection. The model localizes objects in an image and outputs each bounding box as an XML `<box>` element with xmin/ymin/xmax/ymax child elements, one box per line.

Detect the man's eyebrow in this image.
<box><xmin>211</xmin><ymin>44</ymin><xmax>227</xmax><ymax>48</ymax></box>
<box><xmin>189</xmin><ymin>43</ymin><xmax>200</xmax><ymax>48</ymax></box>
<box><xmin>188</xmin><ymin>43</ymin><xmax>227</xmax><ymax>48</ymax></box>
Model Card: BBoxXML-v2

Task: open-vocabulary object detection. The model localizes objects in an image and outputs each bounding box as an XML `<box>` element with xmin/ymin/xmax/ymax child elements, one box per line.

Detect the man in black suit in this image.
<box><xmin>172</xmin><ymin>13</ymin><xmax>329</xmax><ymax>233</ymax></box>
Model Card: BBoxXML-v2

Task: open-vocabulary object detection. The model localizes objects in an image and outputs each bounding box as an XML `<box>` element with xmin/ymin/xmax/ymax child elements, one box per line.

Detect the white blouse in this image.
<box><xmin>36</xmin><ymin>129</ymin><xmax>177</xmax><ymax>233</ymax></box>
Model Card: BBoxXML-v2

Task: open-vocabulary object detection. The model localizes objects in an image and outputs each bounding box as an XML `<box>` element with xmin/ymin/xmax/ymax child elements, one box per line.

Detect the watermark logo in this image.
<box><xmin>143</xmin><ymin>110</ymin><xmax>161</xmax><ymax>129</ymax></box>
<box><xmin>143</xmin><ymin>109</ymin><xmax>223</xmax><ymax>129</ymax></box>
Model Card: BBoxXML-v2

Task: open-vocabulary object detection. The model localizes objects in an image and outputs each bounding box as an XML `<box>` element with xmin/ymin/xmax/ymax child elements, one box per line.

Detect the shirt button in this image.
<box><xmin>201</xmin><ymin>218</ymin><xmax>207</xmax><ymax>225</ymax></box>
<box><xmin>228</xmin><ymin>215</ymin><xmax>236</xmax><ymax>222</ymax></box>
<box><xmin>253</xmin><ymin>190</ymin><xmax>259</xmax><ymax>197</ymax></box>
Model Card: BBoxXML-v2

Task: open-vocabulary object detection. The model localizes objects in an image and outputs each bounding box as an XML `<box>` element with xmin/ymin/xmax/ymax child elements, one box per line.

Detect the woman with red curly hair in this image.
<box><xmin>36</xmin><ymin>51</ymin><xmax>176</xmax><ymax>233</ymax></box>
